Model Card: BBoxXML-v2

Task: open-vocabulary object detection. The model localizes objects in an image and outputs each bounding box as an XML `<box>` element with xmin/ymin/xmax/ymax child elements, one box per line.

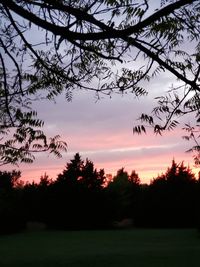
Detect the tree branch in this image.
<box><xmin>0</xmin><ymin>37</ymin><xmax>23</xmax><ymax>95</ymax></box>
<box><xmin>129</xmin><ymin>38</ymin><xmax>200</xmax><ymax>91</ymax></box>
<box><xmin>0</xmin><ymin>53</ymin><xmax>14</xmax><ymax>126</ymax></box>
<box><xmin>1</xmin><ymin>0</ymin><xmax>196</xmax><ymax>41</ymax></box>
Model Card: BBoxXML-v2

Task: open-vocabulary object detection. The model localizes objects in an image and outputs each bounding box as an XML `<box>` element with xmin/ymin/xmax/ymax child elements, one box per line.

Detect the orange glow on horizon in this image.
<box><xmin>19</xmin><ymin>155</ymin><xmax>200</xmax><ymax>185</ymax></box>
<box><xmin>2</xmin><ymin>126</ymin><xmax>200</xmax><ymax>185</ymax></box>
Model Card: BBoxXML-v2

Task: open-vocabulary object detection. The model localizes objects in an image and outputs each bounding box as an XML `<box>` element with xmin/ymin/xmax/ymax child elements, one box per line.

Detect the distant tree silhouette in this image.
<box><xmin>0</xmin><ymin>170</ymin><xmax>25</xmax><ymax>233</ymax></box>
<box><xmin>129</xmin><ymin>170</ymin><xmax>141</xmax><ymax>185</ymax></box>
<box><xmin>145</xmin><ymin>160</ymin><xmax>198</xmax><ymax>228</ymax></box>
<box><xmin>162</xmin><ymin>159</ymin><xmax>195</xmax><ymax>184</ymax></box>
<box><xmin>46</xmin><ymin>153</ymin><xmax>107</xmax><ymax>229</ymax></box>
<box><xmin>39</xmin><ymin>173</ymin><xmax>52</xmax><ymax>187</ymax></box>
<box><xmin>0</xmin><ymin>170</ymin><xmax>21</xmax><ymax>191</ymax></box>
<box><xmin>57</xmin><ymin>153</ymin><xmax>83</xmax><ymax>185</ymax></box>
<box><xmin>80</xmin><ymin>159</ymin><xmax>105</xmax><ymax>190</ymax></box>
<box><xmin>107</xmin><ymin>168</ymin><xmax>141</xmax><ymax>222</ymax></box>
<box><xmin>22</xmin><ymin>181</ymin><xmax>40</xmax><ymax>223</ymax></box>
<box><xmin>57</xmin><ymin>153</ymin><xmax>105</xmax><ymax>189</ymax></box>
<box><xmin>1</xmin><ymin>157</ymin><xmax>200</xmax><ymax>234</ymax></box>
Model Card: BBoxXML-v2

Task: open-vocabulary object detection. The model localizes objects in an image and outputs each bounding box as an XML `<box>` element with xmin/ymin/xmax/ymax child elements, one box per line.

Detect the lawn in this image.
<box><xmin>0</xmin><ymin>229</ymin><xmax>199</xmax><ymax>267</ymax></box>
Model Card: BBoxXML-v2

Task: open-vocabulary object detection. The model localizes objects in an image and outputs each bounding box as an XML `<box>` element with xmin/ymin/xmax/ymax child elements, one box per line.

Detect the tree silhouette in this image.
<box><xmin>1</xmin><ymin>1</ymin><xmax>200</xmax><ymax>164</ymax></box>
<box><xmin>129</xmin><ymin>170</ymin><xmax>141</xmax><ymax>185</ymax></box>
<box><xmin>47</xmin><ymin>153</ymin><xmax>106</xmax><ymax>229</ymax></box>
<box><xmin>147</xmin><ymin>160</ymin><xmax>197</xmax><ymax>227</ymax></box>
<box><xmin>57</xmin><ymin>153</ymin><xmax>105</xmax><ymax>189</ymax></box>
<box><xmin>151</xmin><ymin>159</ymin><xmax>196</xmax><ymax>185</ymax></box>
<box><xmin>57</xmin><ymin>153</ymin><xmax>83</xmax><ymax>185</ymax></box>
<box><xmin>0</xmin><ymin>170</ymin><xmax>21</xmax><ymax>191</ymax></box>
<box><xmin>0</xmin><ymin>158</ymin><xmax>200</xmax><ymax>233</ymax></box>
<box><xmin>0</xmin><ymin>170</ymin><xmax>25</xmax><ymax>233</ymax></box>
<box><xmin>80</xmin><ymin>159</ymin><xmax>105</xmax><ymax>190</ymax></box>
<box><xmin>107</xmin><ymin>168</ymin><xmax>139</xmax><ymax>221</ymax></box>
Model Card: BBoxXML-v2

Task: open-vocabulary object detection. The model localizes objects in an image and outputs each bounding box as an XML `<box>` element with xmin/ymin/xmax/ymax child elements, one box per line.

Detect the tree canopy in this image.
<box><xmin>0</xmin><ymin>0</ymin><xmax>200</xmax><ymax>165</ymax></box>
<box><xmin>0</xmin><ymin>156</ymin><xmax>199</xmax><ymax>233</ymax></box>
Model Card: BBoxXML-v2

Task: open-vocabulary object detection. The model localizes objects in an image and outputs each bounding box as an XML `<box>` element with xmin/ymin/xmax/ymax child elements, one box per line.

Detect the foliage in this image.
<box><xmin>107</xmin><ymin>168</ymin><xmax>140</xmax><ymax>220</ymax></box>
<box><xmin>182</xmin><ymin>123</ymin><xmax>200</xmax><ymax>166</ymax></box>
<box><xmin>151</xmin><ymin>159</ymin><xmax>196</xmax><ymax>185</ymax></box>
<box><xmin>41</xmin><ymin>153</ymin><xmax>107</xmax><ymax>229</ymax></box>
<box><xmin>0</xmin><ymin>170</ymin><xmax>21</xmax><ymax>190</ymax></box>
<box><xmin>57</xmin><ymin>153</ymin><xmax>105</xmax><ymax>189</ymax></box>
<box><xmin>0</xmin><ymin>170</ymin><xmax>25</xmax><ymax>233</ymax></box>
<box><xmin>142</xmin><ymin>160</ymin><xmax>198</xmax><ymax>227</ymax></box>
<box><xmin>107</xmin><ymin>168</ymin><xmax>132</xmax><ymax>219</ymax></box>
<box><xmin>0</xmin><ymin>0</ymin><xmax>200</xmax><ymax>164</ymax></box>
<box><xmin>0</xmin><ymin>155</ymin><xmax>199</xmax><ymax>233</ymax></box>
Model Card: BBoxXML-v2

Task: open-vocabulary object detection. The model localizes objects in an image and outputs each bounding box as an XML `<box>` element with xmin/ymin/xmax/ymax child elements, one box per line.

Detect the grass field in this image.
<box><xmin>0</xmin><ymin>229</ymin><xmax>199</xmax><ymax>267</ymax></box>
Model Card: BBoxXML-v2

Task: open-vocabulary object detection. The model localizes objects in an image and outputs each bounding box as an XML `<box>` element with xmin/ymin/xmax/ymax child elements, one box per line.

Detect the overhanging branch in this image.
<box><xmin>129</xmin><ymin>38</ymin><xmax>200</xmax><ymax>92</ymax></box>
<box><xmin>0</xmin><ymin>0</ymin><xmax>197</xmax><ymax>41</ymax></box>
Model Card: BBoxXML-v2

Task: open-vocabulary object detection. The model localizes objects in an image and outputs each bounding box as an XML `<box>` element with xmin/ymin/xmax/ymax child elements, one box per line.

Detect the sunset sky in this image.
<box><xmin>1</xmin><ymin>1</ymin><xmax>199</xmax><ymax>184</ymax></box>
<box><xmin>3</xmin><ymin>70</ymin><xmax>199</xmax><ymax>184</ymax></box>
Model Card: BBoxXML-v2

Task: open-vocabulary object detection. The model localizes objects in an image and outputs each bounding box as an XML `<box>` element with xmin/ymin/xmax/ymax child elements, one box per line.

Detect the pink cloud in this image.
<box><xmin>1</xmin><ymin>89</ymin><xmax>199</xmax><ymax>184</ymax></box>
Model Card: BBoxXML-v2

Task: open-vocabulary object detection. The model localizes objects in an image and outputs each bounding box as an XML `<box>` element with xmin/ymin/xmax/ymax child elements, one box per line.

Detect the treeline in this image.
<box><xmin>0</xmin><ymin>153</ymin><xmax>200</xmax><ymax>234</ymax></box>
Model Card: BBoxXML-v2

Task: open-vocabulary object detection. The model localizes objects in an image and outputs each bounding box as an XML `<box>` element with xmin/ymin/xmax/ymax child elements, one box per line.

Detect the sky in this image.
<box><xmin>1</xmin><ymin>1</ymin><xmax>199</xmax><ymax>184</ymax></box>
<box><xmin>3</xmin><ymin>70</ymin><xmax>199</xmax><ymax>184</ymax></box>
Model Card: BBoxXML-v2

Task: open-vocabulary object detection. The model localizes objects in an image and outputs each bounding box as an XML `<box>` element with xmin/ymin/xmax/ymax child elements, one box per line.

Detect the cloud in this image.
<box><xmin>2</xmin><ymin>71</ymin><xmax>199</xmax><ymax>184</ymax></box>
<box><xmin>14</xmin><ymin>120</ymin><xmax>197</xmax><ymax>184</ymax></box>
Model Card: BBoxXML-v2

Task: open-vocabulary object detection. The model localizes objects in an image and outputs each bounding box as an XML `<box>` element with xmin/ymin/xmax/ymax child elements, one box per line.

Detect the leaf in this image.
<box><xmin>133</xmin><ymin>125</ymin><xmax>146</xmax><ymax>135</ymax></box>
